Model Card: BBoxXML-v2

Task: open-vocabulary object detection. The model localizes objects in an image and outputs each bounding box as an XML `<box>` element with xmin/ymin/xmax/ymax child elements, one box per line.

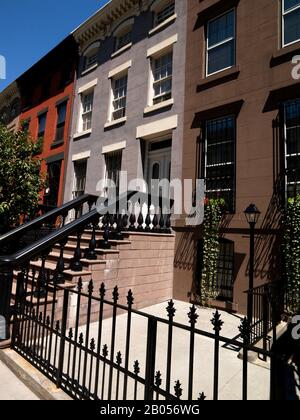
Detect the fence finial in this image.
<box><xmin>211</xmin><ymin>311</ymin><xmax>224</xmax><ymax>333</ymax></box>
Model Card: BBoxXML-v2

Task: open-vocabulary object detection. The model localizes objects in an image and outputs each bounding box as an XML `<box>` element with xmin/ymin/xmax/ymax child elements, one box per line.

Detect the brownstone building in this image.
<box><xmin>173</xmin><ymin>0</ymin><xmax>300</xmax><ymax>314</ymax></box>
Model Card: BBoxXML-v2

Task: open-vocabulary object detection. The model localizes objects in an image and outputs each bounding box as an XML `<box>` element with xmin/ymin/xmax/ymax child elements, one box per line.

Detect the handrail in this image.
<box><xmin>0</xmin><ymin>193</ymin><xmax>98</xmax><ymax>246</ymax></box>
<box><xmin>0</xmin><ymin>189</ymin><xmax>175</xmax><ymax>267</ymax></box>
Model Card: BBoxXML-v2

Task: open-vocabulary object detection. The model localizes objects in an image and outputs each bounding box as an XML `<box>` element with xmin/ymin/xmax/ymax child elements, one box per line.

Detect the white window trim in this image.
<box><xmin>282</xmin><ymin>0</ymin><xmax>300</xmax><ymax>47</ymax></box>
<box><xmin>136</xmin><ymin>115</ymin><xmax>178</xmax><ymax>139</ymax></box>
<box><xmin>72</xmin><ymin>151</ymin><xmax>91</xmax><ymax>161</ymax></box>
<box><xmin>108</xmin><ymin>60</ymin><xmax>132</xmax><ymax>79</ymax></box>
<box><xmin>149</xmin><ymin>13</ymin><xmax>177</xmax><ymax>36</ymax></box>
<box><xmin>76</xmin><ymin>89</ymin><xmax>94</xmax><ymax>135</ymax></box>
<box><xmin>147</xmin><ymin>34</ymin><xmax>178</xmax><ymax>57</ymax></box>
<box><xmin>147</xmin><ymin>49</ymin><xmax>174</xmax><ymax>108</ymax></box>
<box><xmin>206</xmin><ymin>9</ymin><xmax>236</xmax><ymax>77</ymax></box>
<box><xmin>78</xmin><ymin>79</ymin><xmax>98</xmax><ymax>94</ymax></box>
<box><xmin>111</xmin><ymin>42</ymin><xmax>133</xmax><ymax>58</ymax></box>
<box><xmin>102</xmin><ymin>141</ymin><xmax>127</xmax><ymax>155</ymax></box>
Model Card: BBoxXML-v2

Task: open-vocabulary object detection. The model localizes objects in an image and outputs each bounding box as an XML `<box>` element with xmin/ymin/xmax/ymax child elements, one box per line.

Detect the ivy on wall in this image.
<box><xmin>284</xmin><ymin>195</ymin><xmax>300</xmax><ymax>315</ymax></box>
<box><xmin>200</xmin><ymin>198</ymin><xmax>225</xmax><ymax>307</ymax></box>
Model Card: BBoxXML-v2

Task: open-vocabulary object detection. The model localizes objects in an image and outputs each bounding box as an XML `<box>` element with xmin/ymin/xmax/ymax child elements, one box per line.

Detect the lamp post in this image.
<box><xmin>244</xmin><ymin>204</ymin><xmax>261</xmax><ymax>325</ymax></box>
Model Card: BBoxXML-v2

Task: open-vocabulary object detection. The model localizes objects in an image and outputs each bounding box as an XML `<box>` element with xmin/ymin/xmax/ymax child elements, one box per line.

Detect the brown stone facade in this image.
<box><xmin>173</xmin><ymin>0</ymin><xmax>300</xmax><ymax>314</ymax></box>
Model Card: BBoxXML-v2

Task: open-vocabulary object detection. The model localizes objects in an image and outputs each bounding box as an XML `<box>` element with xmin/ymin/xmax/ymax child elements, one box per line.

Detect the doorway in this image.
<box><xmin>73</xmin><ymin>160</ymin><xmax>87</xmax><ymax>199</ymax></box>
<box><xmin>44</xmin><ymin>161</ymin><xmax>62</xmax><ymax>207</ymax></box>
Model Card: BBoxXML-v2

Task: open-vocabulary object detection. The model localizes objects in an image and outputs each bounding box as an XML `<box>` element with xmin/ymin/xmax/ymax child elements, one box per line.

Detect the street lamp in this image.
<box><xmin>244</xmin><ymin>204</ymin><xmax>261</xmax><ymax>325</ymax></box>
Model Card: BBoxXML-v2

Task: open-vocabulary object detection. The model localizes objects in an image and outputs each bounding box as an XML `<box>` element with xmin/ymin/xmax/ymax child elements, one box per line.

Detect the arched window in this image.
<box><xmin>83</xmin><ymin>42</ymin><xmax>100</xmax><ymax>72</ymax></box>
<box><xmin>113</xmin><ymin>18</ymin><xmax>134</xmax><ymax>53</ymax></box>
<box><xmin>151</xmin><ymin>0</ymin><xmax>176</xmax><ymax>28</ymax></box>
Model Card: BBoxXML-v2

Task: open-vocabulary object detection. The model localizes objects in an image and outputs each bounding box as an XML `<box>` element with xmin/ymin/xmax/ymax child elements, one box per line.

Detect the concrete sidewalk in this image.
<box><xmin>0</xmin><ymin>360</ymin><xmax>39</xmax><ymax>400</ymax></box>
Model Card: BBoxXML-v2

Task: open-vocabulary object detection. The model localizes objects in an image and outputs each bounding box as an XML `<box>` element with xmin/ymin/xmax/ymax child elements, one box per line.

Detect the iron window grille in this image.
<box><xmin>112</xmin><ymin>75</ymin><xmax>128</xmax><ymax>121</ymax></box>
<box><xmin>55</xmin><ymin>102</ymin><xmax>67</xmax><ymax>143</ymax></box>
<box><xmin>197</xmin><ymin>239</ymin><xmax>235</xmax><ymax>303</ymax></box>
<box><xmin>152</xmin><ymin>52</ymin><xmax>173</xmax><ymax>105</ymax></box>
<box><xmin>282</xmin><ymin>0</ymin><xmax>300</xmax><ymax>46</ymax></box>
<box><xmin>206</xmin><ymin>9</ymin><xmax>236</xmax><ymax>76</ymax></box>
<box><xmin>203</xmin><ymin>116</ymin><xmax>236</xmax><ymax>213</ymax></box>
<box><xmin>284</xmin><ymin>99</ymin><xmax>300</xmax><ymax>198</ymax></box>
<box><xmin>155</xmin><ymin>2</ymin><xmax>175</xmax><ymax>26</ymax></box>
<box><xmin>81</xmin><ymin>91</ymin><xmax>94</xmax><ymax>132</ymax></box>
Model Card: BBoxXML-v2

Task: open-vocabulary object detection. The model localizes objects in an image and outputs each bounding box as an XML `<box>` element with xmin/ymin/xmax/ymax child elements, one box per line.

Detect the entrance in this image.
<box><xmin>73</xmin><ymin>160</ymin><xmax>87</xmax><ymax>199</ymax></box>
<box><xmin>147</xmin><ymin>139</ymin><xmax>172</xmax><ymax>190</ymax></box>
<box><xmin>44</xmin><ymin>161</ymin><xmax>62</xmax><ymax>207</ymax></box>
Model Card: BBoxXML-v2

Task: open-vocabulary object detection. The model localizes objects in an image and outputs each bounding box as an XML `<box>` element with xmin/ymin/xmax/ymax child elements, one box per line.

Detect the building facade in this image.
<box><xmin>64</xmin><ymin>0</ymin><xmax>187</xmax><ymax>208</ymax></box>
<box><xmin>173</xmin><ymin>0</ymin><xmax>300</xmax><ymax>314</ymax></box>
<box><xmin>18</xmin><ymin>36</ymin><xmax>78</xmax><ymax>208</ymax></box>
<box><xmin>0</xmin><ymin>81</ymin><xmax>21</xmax><ymax>132</ymax></box>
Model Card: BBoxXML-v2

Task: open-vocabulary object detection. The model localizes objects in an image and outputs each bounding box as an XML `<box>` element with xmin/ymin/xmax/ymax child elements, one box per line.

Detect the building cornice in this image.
<box><xmin>0</xmin><ymin>81</ymin><xmax>20</xmax><ymax>108</ymax></box>
<box><xmin>73</xmin><ymin>0</ymin><xmax>151</xmax><ymax>48</ymax></box>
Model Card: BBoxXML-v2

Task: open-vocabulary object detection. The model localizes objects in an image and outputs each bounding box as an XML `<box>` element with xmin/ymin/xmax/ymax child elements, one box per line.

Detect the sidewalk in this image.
<box><xmin>0</xmin><ymin>360</ymin><xmax>39</xmax><ymax>400</ymax></box>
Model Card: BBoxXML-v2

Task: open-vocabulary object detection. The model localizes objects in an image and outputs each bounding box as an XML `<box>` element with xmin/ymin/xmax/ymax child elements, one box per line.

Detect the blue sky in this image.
<box><xmin>0</xmin><ymin>0</ymin><xmax>109</xmax><ymax>91</ymax></box>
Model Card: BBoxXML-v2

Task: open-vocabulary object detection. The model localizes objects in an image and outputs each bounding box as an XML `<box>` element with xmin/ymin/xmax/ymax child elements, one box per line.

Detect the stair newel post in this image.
<box><xmin>145</xmin><ymin>202</ymin><xmax>152</xmax><ymax>232</ymax></box>
<box><xmin>70</xmin><ymin>229</ymin><xmax>84</xmax><ymax>272</ymax></box>
<box><xmin>165</xmin><ymin>214</ymin><xmax>172</xmax><ymax>234</ymax></box>
<box><xmin>0</xmin><ymin>264</ymin><xmax>14</xmax><ymax>342</ymax></box>
<box><xmin>85</xmin><ymin>215</ymin><xmax>100</xmax><ymax>260</ymax></box>
<box><xmin>53</xmin><ymin>238</ymin><xmax>68</xmax><ymax>285</ymax></box>
<box><xmin>35</xmin><ymin>250</ymin><xmax>51</xmax><ymax>298</ymax></box>
<box><xmin>116</xmin><ymin>214</ymin><xmax>124</xmax><ymax>241</ymax></box>
<box><xmin>99</xmin><ymin>212</ymin><xmax>111</xmax><ymax>250</ymax></box>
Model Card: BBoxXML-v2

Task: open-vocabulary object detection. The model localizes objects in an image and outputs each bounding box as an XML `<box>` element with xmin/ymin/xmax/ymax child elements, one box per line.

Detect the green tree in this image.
<box><xmin>0</xmin><ymin>123</ymin><xmax>44</xmax><ymax>229</ymax></box>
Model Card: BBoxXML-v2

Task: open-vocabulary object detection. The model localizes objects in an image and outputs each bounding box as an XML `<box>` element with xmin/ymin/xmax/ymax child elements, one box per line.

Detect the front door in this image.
<box><xmin>147</xmin><ymin>140</ymin><xmax>172</xmax><ymax>194</ymax></box>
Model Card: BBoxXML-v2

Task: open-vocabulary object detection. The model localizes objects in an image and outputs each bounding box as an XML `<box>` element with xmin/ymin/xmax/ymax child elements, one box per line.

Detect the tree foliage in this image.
<box><xmin>200</xmin><ymin>198</ymin><xmax>225</xmax><ymax>307</ymax></box>
<box><xmin>284</xmin><ymin>195</ymin><xmax>300</xmax><ymax>315</ymax></box>
<box><xmin>0</xmin><ymin>123</ymin><xmax>44</xmax><ymax>227</ymax></box>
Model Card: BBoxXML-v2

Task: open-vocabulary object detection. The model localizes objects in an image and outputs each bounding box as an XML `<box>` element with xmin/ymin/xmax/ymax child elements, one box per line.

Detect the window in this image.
<box><xmin>105</xmin><ymin>151</ymin><xmax>123</xmax><ymax>196</ymax></box>
<box><xmin>55</xmin><ymin>102</ymin><xmax>67</xmax><ymax>143</ymax></box>
<box><xmin>282</xmin><ymin>0</ymin><xmax>300</xmax><ymax>46</ymax></box>
<box><xmin>73</xmin><ymin>160</ymin><xmax>87</xmax><ymax>199</ymax></box>
<box><xmin>152</xmin><ymin>52</ymin><xmax>173</xmax><ymax>105</ymax></box>
<box><xmin>115</xmin><ymin>29</ymin><xmax>132</xmax><ymax>51</ymax></box>
<box><xmin>284</xmin><ymin>100</ymin><xmax>300</xmax><ymax>197</ymax></box>
<box><xmin>155</xmin><ymin>2</ymin><xmax>175</xmax><ymax>26</ymax></box>
<box><xmin>204</xmin><ymin>116</ymin><xmax>236</xmax><ymax>211</ymax></box>
<box><xmin>38</xmin><ymin>112</ymin><xmax>47</xmax><ymax>138</ymax></box>
<box><xmin>81</xmin><ymin>90</ymin><xmax>94</xmax><ymax>132</ymax></box>
<box><xmin>197</xmin><ymin>239</ymin><xmax>235</xmax><ymax>303</ymax></box>
<box><xmin>21</xmin><ymin>119</ymin><xmax>30</xmax><ymax>132</ymax></box>
<box><xmin>83</xmin><ymin>42</ymin><xmax>99</xmax><ymax>72</ymax></box>
<box><xmin>206</xmin><ymin>9</ymin><xmax>235</xmax><ymax>76</ymax></box>
<box><xmin>111</xmin><ymin>74</ymin><xmax>128</xmax><ymax>121</ymax></box>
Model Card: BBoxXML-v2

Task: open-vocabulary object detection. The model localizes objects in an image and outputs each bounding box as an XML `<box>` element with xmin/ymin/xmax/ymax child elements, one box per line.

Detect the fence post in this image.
<box><xmin>56</xmin><ymin>288</ymin><xmax>69</xmax><ymax>389</ymax></box>
<box><xmin>144</xmin><ymin>317</ymin><xmax>157</xmax><ymax>400</ymax></box>
<box><xmin>262</xmin><ymin>286</ymin><xmax>269</xmax><ymax>361</ymax></box>
<box><xmin>0</xmin><ymin>264</ymin><xmax>14</xmax><ymax>342</ymax></box>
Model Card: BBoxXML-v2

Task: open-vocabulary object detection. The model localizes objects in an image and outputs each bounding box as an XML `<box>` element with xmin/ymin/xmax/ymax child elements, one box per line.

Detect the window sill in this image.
<box><xmin>73</xmin><ymin>129</ymin><xmax>92</xmax><ymax>139</ymax></box>
<box><xmin>104</xmin><ymin>117</ymin><xmax>127</xmax><ymax>129</ymax></box>
<box><xmin>81</xmin><ymin>64</ymin><xmax>98</xmax><ymax>76</ymax></box>
<box><xmin>197</xmin><ymin>66</ymin><xmax>240</xmax><ymax>92</ymax></box>
<box><xmin>111</xmin><ymin>43</ymin><xmax>133</xmax><ymax>59</ymax></box>
<box><xmin>270</xmin><ymin>41</ymin><xmax>300</xmax><ymax>68</ymax></box>
<box><xmin>144</xmin><ymin>98</ymin><xmax>174</xmax><ymax>114</ymax></box>
<box><xmin>51</xmin><ymin>140</ymin><xmax>64</xmax><ymax>149</ymax></box>
<box><xmin>148</xmin><ymin>14</ymin><xmax>177</xmax><ymax>37</ymax></box>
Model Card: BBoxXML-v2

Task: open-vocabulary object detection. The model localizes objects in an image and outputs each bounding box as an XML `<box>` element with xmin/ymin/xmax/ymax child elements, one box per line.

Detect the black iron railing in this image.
<box><xmin>11</xmin><ymin>272</ymin><xmax>279</xmax><ymax>401</ymax></box>
<box><xmin>0</xmin><ymin>191</ymin><xmax>174</xmax><ymax>341</ymax></box>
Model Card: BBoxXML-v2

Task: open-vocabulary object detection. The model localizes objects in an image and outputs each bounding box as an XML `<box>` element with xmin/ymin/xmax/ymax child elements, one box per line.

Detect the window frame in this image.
<box><xmin>206</xmin><ymin>8</ymin><xmax>236</xmax><ymax>77</ymax></box>
<box><xmin>203</xmin><ymin>115</ymin><xmax>237</xmax><ymax>213</ymax></box>
<box><xmin>111</xmin><ymin>73</ymin><xmax>128</xmax><ymax>121</ymax></box>
<box><xmin>154</xmin><ymin>1</ymin><xmax>176</xmax><ymax>27</ymax></box>
<box><xmin>80</xmin><ymin>90</ymin><xmax>94</xmax><ymax>133</ymax></box>
<box><xmin>283</xmin><ymin>99</ymin><xmax>300</xmax><ymax>198</ymax></box>
<box><xmin>55</xmin><ymin>101</ymin><xmax>68</xmax><ymax>143</ymax></box>
<box><xmin>115</xmin><ymin>28</ymin><xmax>132</xmax><ymax>52</ymax></box>
<box><xmin>151</xmin><ymin>50</ymin><xmax>173</xmax><ymax>106</ymax></box>
<box><xmin>82</xmin><ymin>42</ymin><xmax>100</xmax><ymax>73</ymax></box>
<box><xmin>38</xmin><ymin>112</ymin><xmax>47</xmax><ymax>139</ymax></box>
<box><xmin>282</xmin><ymin>0</ymin><xmax>300</xmax><ymax>47</ymax></box>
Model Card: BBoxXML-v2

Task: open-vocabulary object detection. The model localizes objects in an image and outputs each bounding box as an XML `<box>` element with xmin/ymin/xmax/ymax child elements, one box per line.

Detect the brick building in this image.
<box><xmin>173</xmin><ymin>0</ymin><xmax>300</xmax><ymax>314</ymax></box>
<box><xmin>18</xmin><ymin>36</ymin><xmax>78</xmax><ymax>207</ymax></box>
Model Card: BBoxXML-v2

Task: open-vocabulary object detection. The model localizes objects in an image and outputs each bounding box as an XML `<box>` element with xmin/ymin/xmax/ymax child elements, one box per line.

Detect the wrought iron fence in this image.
<box><xmin>11</xmin><ymin>270</ymin><xmax>281</xmax><ymax>401</ymax></box>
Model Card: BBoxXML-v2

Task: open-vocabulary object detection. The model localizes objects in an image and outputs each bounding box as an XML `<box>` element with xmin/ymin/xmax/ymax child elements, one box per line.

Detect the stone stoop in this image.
<box><xmin>12</xmin><ymin>229</ymin><xmax>175</xmax><ymax>327</ymax></box>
